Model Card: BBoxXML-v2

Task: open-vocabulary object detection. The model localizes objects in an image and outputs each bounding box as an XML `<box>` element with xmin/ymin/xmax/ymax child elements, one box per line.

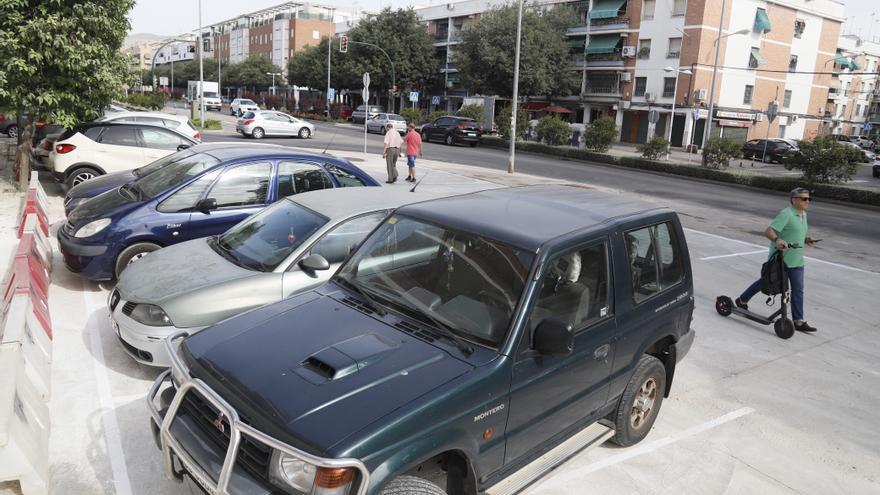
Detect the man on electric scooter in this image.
<box><xmin>735</xmin><ymin>188</ymin><xmax>819</xmax><ymax>333</ymax></box>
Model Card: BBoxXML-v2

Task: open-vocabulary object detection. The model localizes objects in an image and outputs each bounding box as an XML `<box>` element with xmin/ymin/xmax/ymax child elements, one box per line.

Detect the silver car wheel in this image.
<box><xmin>299</xmin><ymin>127</ymin><xmax>311</xmax><ymax>139</ymax></box>
<box><xmin>252</xmin><ymin>127</ymin><xmax>265</xmax><ymax>139</ymax></box>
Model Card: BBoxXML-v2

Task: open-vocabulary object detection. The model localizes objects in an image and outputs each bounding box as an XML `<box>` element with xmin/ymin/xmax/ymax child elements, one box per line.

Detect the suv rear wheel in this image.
<box><xmin>67</xmin><ymin>167</ymin><xmax>101</xmax><ymax>188</ymax></box>
<box><xmin>610</xmin><ymin>354</ymin><xmax>666</xmax><ymax>447</ymax></box>
<box><xmin>445</xmin><ymin>134</ymin><xmax>454</xmax><ymax>146</ymax></box>
<box><xmin>7</xmin><ymin>125</ymin><xmax>18</xmax><ymax>138</ymax></box>
<box><xmin>379</xmin><ymin>476</ymin><xmax>446</xmax><ymax>495</ymax></box>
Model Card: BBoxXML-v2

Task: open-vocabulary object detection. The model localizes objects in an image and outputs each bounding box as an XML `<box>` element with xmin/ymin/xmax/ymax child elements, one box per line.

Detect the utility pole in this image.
<box><xmin>326</xmin><ymin>10</ymin><xmax>334</xmax><ymax>119</ymax></box>
<box><xmin>197</xmin><ymin>0</ymin><xmax>205</xmax><ymax>126</ymax></box>
<box><xmin>508</xmin><ymin>0</ymin><xmax>524</xmax><ymax>174</ymax></box>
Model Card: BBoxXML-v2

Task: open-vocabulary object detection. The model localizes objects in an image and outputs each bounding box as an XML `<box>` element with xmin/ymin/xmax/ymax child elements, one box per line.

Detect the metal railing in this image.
<box><xmin>584</xmin><ymin>73</ymin><xmax>621</xmax><ymax>95</ymax></box>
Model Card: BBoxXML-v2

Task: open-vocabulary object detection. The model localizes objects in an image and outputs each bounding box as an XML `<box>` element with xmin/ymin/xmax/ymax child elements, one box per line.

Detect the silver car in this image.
<box><xmin>109</xmin><ymin>187</ymin><xmax>447</xmax><ymax>367</ymax></box>
<box><xmin>236</xmin><ymin>110</ymin><xmax>315</xmax><ymax>139</ymax></box>
<box><xmin>351</xmin><ymin>104</ymin><xmax>384</xmax><ymax>124</ymax></box>
<box><xmin>367</xmin><ymin>113</ymin><xmax>407</xmax><ymax>135</ymax></box>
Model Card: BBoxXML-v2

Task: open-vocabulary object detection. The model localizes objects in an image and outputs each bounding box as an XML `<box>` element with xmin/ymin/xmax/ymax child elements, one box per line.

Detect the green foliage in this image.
<box><xmin>783</xmin><ymin>137</ymin><xmax>862</xmax><ymax>184</ymax></box>
<box><xmin>427</xmin><ymin>110</ymin><xmax>446</xmax><ymax>124</ymax></box>
<box><xmin>456</xmin><ymin>4</ymin><xmax>579</xmax><ymax>98</ymax></box>
<box><xmin>703</xmin><ymin>137</ymin><xmax>742</xmax><ymax>168</ymax></box>
<box><xmin>536</xmin><ymin>116</ymin><xmax>571</xmax><ymax>146</ymax></box>
<box><xmin>225</xmin><ymin>55</ymin><xmax>278</xmax><ymax>89</ymax></box>
<box><xmin>126</xmin><ymin>92</ymin><xmax>166</xmax><ymax>110</ymax></box>
<box><xmin>583</xmin><ymin>117</ymin><xmax>617</xmax><ymax>152</ymax></box>
<box><xmin>400</xmin><ymin>108</ymin><xmax>422</xmax><ymax>125</ymax></box>
<box><xmin>637</xmin><ymin>136</ymin><xmax>670</xmax><ymax>160</ymax></box>
<box><xmin>192</xmin><ymin>118</ymin><xmax>222</xmax><ymax>130</ymax></box>
<box><xmin>497</xmin><ymin>105</ymin><xmax>529</xmax><ymax>140</ymax></box>
<box><xmin>455</xmin><ymin>104</ymin><xmax>484</xmax><ymax>125</ymax></box>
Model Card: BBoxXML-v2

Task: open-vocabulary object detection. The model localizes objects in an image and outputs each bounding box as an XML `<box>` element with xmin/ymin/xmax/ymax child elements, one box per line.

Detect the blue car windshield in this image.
<box><xmin>216</xmin><ymin>199</ymin><xmax>328</xmax><ymax>271</ymax></box>
<box><xmin>135</xmin><ymin>152</ymin><xmax>221</xmax><ymax>198</ymax></box>
<box><xmin>133</xmin><ymin>148</ymin><xmax>195</xmax><ymax>177</ymax></box>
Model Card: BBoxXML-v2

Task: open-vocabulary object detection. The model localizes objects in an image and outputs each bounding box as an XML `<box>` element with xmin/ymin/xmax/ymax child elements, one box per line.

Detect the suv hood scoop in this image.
<box><xmin>295</xmin><ymin>334</ymin><xmax>398</xmax><ymax>384</ymax></box>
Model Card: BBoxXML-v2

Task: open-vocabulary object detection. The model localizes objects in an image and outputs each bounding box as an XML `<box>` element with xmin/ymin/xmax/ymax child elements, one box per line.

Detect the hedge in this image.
<box><xmin>479</xmin><ymin>137</ymin><xmax>880</xmax><ymax>207</ymax></box>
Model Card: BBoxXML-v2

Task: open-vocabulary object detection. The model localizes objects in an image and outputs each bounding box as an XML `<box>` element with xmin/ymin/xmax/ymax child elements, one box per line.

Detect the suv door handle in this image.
<box><xmin>593</xmin><ymin>344</ymin><xmax>610</xmax><ymax>361</ymax></box>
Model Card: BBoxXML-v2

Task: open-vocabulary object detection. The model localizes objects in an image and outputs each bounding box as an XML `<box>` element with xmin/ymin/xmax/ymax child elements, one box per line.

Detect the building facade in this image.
<box><xmin>826</xmin><ymin>35</ymin><xmax>880</xmax><ymax>137</ymax></box>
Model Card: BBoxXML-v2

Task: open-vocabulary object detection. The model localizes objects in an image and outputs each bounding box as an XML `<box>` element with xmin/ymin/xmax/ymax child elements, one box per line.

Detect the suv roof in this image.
<box><xmin>399</xmin><ymin>185</ymin><xmax>663</xmax><ymax>251</ymax></box>
<box><xmin>58</xmin><ymin>121</ymin><xmax>197</xmax><ymax>143</ymax></box>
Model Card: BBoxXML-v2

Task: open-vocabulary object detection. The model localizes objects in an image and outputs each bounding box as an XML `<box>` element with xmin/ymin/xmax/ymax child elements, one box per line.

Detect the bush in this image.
<box><xmin>126</xmin><ymin>92</ymin><xmax>166</xmax><ymax>110</ymax></box>
<box><xmin>400</xmin><ymin>108</ymin><xmax>422</xmax><ymax>126</ymax></box>
<box><xmin>637</xmin><ymin>136</ymin><xmax>670</xmax><ymax>160</ymax></box>
<box><xmin>703</xmin><ymin>137</ymin><xmax>742</xmax><ymax>168</ymax></box>
<box><xmin>192</xmin><ymin>118</ymin><xmax>222</xmax><ymax>130</ymax></box>
<box><xmin>427</xmin><ymin>110</ymin><xmax>446</xmax><ymax>125</ymax></box>
<box><xmin>456</xmin><ymin>104</ymin><xmax>484</xmax><ymax>125</ymax></box>
<box><xmin>783</xmin><ymin>137</ymin><xmax>863</xmax><ymax>185</ymax></box>
<box><xmin>583</xmin><ymin>117</ymin><xmax>617</xmax><ymax>152</ymax></box>
<box><xmin>536</xmin><ymin>116</ymin><xmax>571</xmax><ymax>146</ymax></box>
<box><xmin>497</xmin><ymin>105</ymin><xmax>529</xmax><ymax>140</ymax></box>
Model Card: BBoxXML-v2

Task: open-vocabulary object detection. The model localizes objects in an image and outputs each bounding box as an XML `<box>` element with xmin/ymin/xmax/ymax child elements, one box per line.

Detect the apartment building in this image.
<box><xmin>826</xmin><ymin>35</ymin><xmax>880</xmax><ymax>137</ymax></box>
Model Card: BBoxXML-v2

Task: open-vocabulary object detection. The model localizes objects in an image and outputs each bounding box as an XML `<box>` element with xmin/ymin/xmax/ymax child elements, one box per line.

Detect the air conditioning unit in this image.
<box><xmin>622</xmin><ymin>46</ymin><xmax>636</xmax><ymax>58</ymax></box>
<box><xmin>644</xmin><ymin>92</ymin><xmax>656</xmax><ymax>102</ymax></box>
<box><xmin>620</xmin><ymin>72</ymin><xmax>632</xmax><ymax>82</ymax></box>
<box><xmin>789</xmin><ymin>114</ymin><xmax>799</xmax><ymax>123</ymax></box>
<box><xmin>447</xmin><ymin>3</ymin><xmax>455</xmax><ymax>10</ymax></box>
<box><xmin>693</xmin><ymin>89</ymin><xmax>707</xmax><ymax>101</ymax></box>
<box><xmin>755</xmin><ymin>113</ymin><xmax>765</xmax><ymax>122</ymax></box>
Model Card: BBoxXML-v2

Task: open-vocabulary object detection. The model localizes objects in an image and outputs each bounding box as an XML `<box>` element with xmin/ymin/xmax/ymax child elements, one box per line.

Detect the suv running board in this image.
<box><xmin>484</xmin><ymin>422</ymin><xmax>614</xmax><ymax>495</ymax></box>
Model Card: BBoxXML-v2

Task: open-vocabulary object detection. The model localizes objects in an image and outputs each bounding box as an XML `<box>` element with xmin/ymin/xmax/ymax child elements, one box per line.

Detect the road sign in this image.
<box><xmin>362</xmin><ymin>89</ymin><xmax>369</xmax><ymax>102</ymax></box>
<box><xmin>648</xmin><ymin>110</ymin><xmax>659</xmax><ymax>125</ymax></box>
<box><xmin>766</xmin><ymin>101</ymin><xmax>778</xmax><ymax>124</ymax></box>
<box><xmin>692</xmin><ymin>108</ymin><xmax>700</xmax><ymax>120</ymax></box>
<box><xmin>159</xmin><ymin>76</ymin><xmax>168</xmax><ymax>86</ymax></box>
<box><xmin>362</xmin><ymin>72</ymin><xmax>370</xmax><ymax>88</ymax></box>
<box><xmin>409</xmin><ymin>91</ymin><xmax>419</xmax><ymax>103</ymax></box>
<box><xmin>327</xmin><ymin>88</ymin><xmax>335</xmax><ymax>100</ymax></box>
<box><xmin>432</xmin><ymin>96</ymin><xmax>441</xmax><ymax>105</ymax></box>
<box><xmin>864</xmin><ymin>122</ymin><xmax>873</xmax><ymax>131</ymax></box>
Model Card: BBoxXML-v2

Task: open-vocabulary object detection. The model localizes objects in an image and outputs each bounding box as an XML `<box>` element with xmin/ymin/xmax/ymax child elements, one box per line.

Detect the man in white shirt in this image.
<box><xmin>382</xmin><ymin>123</ymin><xmax>404</xmax><ymax>183</ymax></box>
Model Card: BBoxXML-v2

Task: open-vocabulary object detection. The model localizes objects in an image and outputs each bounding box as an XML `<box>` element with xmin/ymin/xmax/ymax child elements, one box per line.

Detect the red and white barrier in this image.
<box><xmin>0</xmin><ymin>343</ymin><xmax>50</xmax><ymax>495</ymax></box>
<box><xmin>17</xmin><ymin>215</ymin><xmax>52</xmax><ymax>269</ymax></box>
<box><xmin>1</xmin><ymin>293</ymin><xmax>52</xmax><ymax>401</ymax></box>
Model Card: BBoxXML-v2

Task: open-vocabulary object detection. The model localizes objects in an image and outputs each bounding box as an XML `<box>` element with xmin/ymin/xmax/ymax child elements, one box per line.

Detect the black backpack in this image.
<box><xmin>760</xmin><ymin>251</ymin><xmax>786</xmax><ymax>296</ymax></box>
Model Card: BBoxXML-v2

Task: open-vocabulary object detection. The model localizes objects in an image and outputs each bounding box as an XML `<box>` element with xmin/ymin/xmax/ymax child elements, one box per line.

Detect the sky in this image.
<box><xmin>129</xmin><ymin>0</ymin><xmax>879</xmax><ymax>39</ymax></box>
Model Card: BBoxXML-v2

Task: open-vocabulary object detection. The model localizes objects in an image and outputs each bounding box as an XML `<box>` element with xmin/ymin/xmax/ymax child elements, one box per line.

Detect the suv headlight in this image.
<box><xmin>74</xmin><ymin>218</ymin><xmax>111</xmax><ymax>238</ymax></box>
<box><xmin>270</xmin><ymin>452</ymin><xmax>356</xmax><ymax>495</ymax></box>
<box><xmin>129</xmin><ymin>304</ymin><xmax>174</xmax><ymax>326</ymax></box>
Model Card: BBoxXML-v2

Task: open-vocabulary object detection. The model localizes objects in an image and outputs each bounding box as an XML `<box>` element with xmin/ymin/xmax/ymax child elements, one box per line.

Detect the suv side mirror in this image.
<box><xmin>197</xmin><ymin>198</ymin><xmax>217</xmax><ymax>213</ymax></box>
<box><xmin>177</xmin><ymin>144</ymin><xmax>191</xmax><ymax>151</ymax></box>
<box><xmin>534</xmin><ymin>318</ymin><xmax>574</xmax><ymax>356</ymax></box>
<box><xmin>299</xmin><ymin>254</ymin><xmax>330</xmax><ymax>272</ymax></box>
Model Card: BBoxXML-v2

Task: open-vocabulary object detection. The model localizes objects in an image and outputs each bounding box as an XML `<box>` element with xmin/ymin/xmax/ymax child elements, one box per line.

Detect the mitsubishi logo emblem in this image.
<box><xmin>212</xmin><ymin>412</ymin><xmax>226</xmax><ymax>433</ymax></box>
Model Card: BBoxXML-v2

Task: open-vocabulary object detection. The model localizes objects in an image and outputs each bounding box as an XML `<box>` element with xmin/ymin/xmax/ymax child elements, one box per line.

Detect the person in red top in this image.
<box><xmin>402</xmin><ymin>123</ymin><xmax>423</xmax><ymax>182</ymax></box>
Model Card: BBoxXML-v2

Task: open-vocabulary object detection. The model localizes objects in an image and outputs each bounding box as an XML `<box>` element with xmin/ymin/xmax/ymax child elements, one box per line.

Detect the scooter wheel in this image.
<box><xmin>774</xmin><ymin>319</ymin><xmax>795</xmax><ymax>339</ymax></box>
<box><xmin>715</xmin><ymin>296</ymin><xmax>733</xmax><ymax>317</ymax></box>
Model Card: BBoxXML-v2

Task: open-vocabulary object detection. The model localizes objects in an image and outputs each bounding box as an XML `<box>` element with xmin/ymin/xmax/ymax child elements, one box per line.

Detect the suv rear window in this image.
<box><xmin>625</xmin><ymin>222</ymin><xmax>684</xmax><ymax>303</ymax></box>
<box><xmin>242</xmin><ymin>111</ymin><xmax>256</xmax><ymax>119</ymax></box>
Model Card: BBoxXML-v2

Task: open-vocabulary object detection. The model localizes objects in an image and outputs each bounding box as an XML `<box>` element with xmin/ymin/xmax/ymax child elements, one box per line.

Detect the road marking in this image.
<box><xmin>684</xmin><ymin>228</ymin><xmax>878</xmax><ymax>275</ymax></box>
<box><xmin>532</xmin><ymin>407</ymin><xmax>755</xmax><ymax>490</ymax></box>
<box><xmin>82</xmin><ymin>283</ymin><xmax>133</xmax><ymax>495</ymax></box>
<box><xmin>701</xmin><ymin>250</ymin><xmax>767</xmax><ymax>261</ymax></box>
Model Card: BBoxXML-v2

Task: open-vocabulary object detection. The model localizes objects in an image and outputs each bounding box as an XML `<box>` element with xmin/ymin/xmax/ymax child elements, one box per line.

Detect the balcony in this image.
<box><xmin>584</xmin><ymin>72</ymin><xmax>621</xmax><ymax>97</ymax></box>
<box><xmin>586</xmin><ymin>53</ymin><xmax>625</xmax><ymax>67</ymax></box>
<box><xmin>449</xmin><ymin>31</ymin><xmax>464</xmax><ymax>43</ymax></box>
<box><xmin>570</xmin><ymin>54</ymin><xmax>588</xmax><ymax>68</ymax></box>
<box><xmin>589</xmin><ymin>15</ymin><xmax>630</xmax><ymax>31</ymax></box>
<box><xmin>434</xmin><ymin>31</ymin><xmax>449</xmax><ymax>42</ymax></box>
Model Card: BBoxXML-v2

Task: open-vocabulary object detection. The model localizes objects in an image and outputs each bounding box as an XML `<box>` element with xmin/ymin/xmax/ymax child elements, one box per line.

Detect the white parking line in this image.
<box><xmin>531</xmin><ymin>407</ymin><xmax>755</xmax><ymax>491</ymax></box>
<box><xmin>701</xmin><ymin>250</ymin><xmax>767</xmax><ymax>261</ymax></box>
<box><xmin>684</xmin><ymin>228</ymin><xmax>878</xmax><ymax>275</ymax></box>
<box><xmin>82</xmin><ymin>284</ymin><xmax>133</xmax><ymax>495</ymax></box>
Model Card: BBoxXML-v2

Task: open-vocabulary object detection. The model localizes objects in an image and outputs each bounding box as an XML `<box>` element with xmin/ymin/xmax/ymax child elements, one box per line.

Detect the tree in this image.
<box><xmin>497</xmin><ymin>105</ymin><xmax>528</xmax><ymax>140</ymax></box>
<box><xmin>0</xmin><ymin>0</ymin><xmax>135</xmax><ymax>187</ymax></box>
<box><xmin>456</xmin><ymin>104</ymin><xmax>484</xmax><ymax>125</ymax></box>
<box><xmin>703</xmin><ymin>137</ymin><xmax>742</xmax><ymax>168</ymax></box>
<box><xmin>583</xmin><ymin>117</ymin><xmax>617</xmax><ymax>152</ymax></box>
<box><xmin>783</xmin><ymin>137</ymin><xmax>862</xmax><ymax>184</ymax></box>
<box><xmin>225</xmin><ymin>55</ymin><xmax>279</xmax><ymax>90</ymax></box>
<box><xmin>455</xmin><ymin>4</ymin><xmax>579</xmax><ymax>99</ymax></box>
<box><xmin>537</xmin><ymin>116</ymin><xmax>571</xmax><ymax>146</ymax></box>
<box><xmin>637</xmin><ymin>136</ymin><xmax>671</xmax><ymax>160</ymax></box>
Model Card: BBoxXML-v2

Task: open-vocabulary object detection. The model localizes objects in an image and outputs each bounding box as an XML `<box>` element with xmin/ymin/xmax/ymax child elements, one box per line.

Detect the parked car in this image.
<box><xmin>873</xmin><ymin>160</ymin><xmax>879</xmax><ymax>178</ymax></box>
<box><xmin>839</xmin><ymin>140</ymin><xmax>874</xmax><ymax>162</ymax></box>
<box><xmin>367</xmin><ymin>113</ymin><xmax>407</xmax><ymax>134</ymax></box>
<box><xmin>846</xmin><ymin>134</ymin><xmax>874</xmax><ymax>149</ymax></box>
<box><xmin>110</xmin><ymin>187</ymin><xmax>466</xmax><ymax>367</ymax></box>
<box><xmin>98</xmin><ymin>111</ymin><xmax>201</xmax><ymax>142</ymax></box>
<box><xmin>62</xmin><ymin>143</ymin><xmax>284</xmax><ymax>216</ymax></box>
<box><xmin>351</xmin><ymin>104</ymin><xmax>384</xmax><ymax>124</ymax></box>
<box><xmin>148</xmin><ymin>185</ymin><xmax>694</xmax><ymax>495</ymax></box>
<box><xmin>230</xmin><ymin>98</ymin><xmax>260</xmax><ymax>117</ymax></box>
<box><xmin>236</xmin><ymin>110</ymin><xmax>315</xmax><ymax>139</ymax></box>
<box><xmin>30</xmin><ymin>123</ymin><xmax>66</xmax><ymax>166</ymax></box>
<box><xmin>50</xmin><ymin>122</ymin><xmax>199</xmax><ymax>188</ymax></box>
<box><xmin>57</xmin><ymin>147</ymin><xmax>379</xmax><ymax>280</ymax></box>
<box><xmin>0</xmin><ymin>112</ymin><xmax>48</xmax><ymax>139</ymax></box>
<box><xmin>421</xmin><ymin>115</ymin><xmax>482</xmax><ymax>146</ymax></box>
<box><xmin>742</xmin><ymin>139</ymin><xmax>797</xmax><ymax>163</ymax></box>
<box><xmin>333</xmin><ymin>104</ymin><xmax>353</xmax><ymax>121</ymax></box>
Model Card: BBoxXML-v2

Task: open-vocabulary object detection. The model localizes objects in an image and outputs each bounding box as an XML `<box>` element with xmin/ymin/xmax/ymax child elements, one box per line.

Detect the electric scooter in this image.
<box><xmin>715</xmin><ymin>244</ymin><xmax>801</xmax><ymax>339</ymax></box>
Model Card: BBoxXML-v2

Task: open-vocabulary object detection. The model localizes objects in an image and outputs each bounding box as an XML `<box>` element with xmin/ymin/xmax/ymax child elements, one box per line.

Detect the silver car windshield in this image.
<box><xmin>334</xmin><ymin>215</ymin><xmax>534</xmax><ymax>349</ymax></box>
<box><xmin>136</xmin><ymin>152</ymin><xmax>221</xmax><ymax>198</ymax></box>
<box><xmin>216</xmin><ymin>200</ymin><xmax>329</xmax><ymax>272</ymax></box>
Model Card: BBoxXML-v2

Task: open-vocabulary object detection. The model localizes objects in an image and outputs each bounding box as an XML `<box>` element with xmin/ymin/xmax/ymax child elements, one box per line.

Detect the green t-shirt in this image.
<box><xmin>768</xmin><ymin>205</ymin><xmax>807</xmax><ymax>268</ymax></box>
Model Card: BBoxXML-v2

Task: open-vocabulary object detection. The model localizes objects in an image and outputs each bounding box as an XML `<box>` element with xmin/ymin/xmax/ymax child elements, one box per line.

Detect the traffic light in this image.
<box><xmin>392</xmin><ymin>84</ymin><xmax>399</xmax><ymax>96</ymax></box>
<box><xmin>340</xmin><ymin>35</ymin><xmax>348</xmax><ymax>53</ymax></box>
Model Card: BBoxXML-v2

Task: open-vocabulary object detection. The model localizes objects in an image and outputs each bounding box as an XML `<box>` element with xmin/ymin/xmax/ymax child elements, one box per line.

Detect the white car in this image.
<box><xmin>367</xmin><ymin>113</ymin><xmax>407</xmax><ymax>134</ymax></box>
<box><xmin>230</xmin><ymin>98</ymin><xmax>260</xmax><ymax>116</ymax></box>
<box><xmin>50</xmin><ymin>122</ymin><xmax>198</xmax><ymax>187</ymax></box>
<box><xmin>98</xmin><ymin>111</ymin><xmax>201</xmax><ymax>141</ymax></box>
<box><xmin>236</xmin><ymin>110</ymin><xmax>314</xmax><ymax>139</ymax></box>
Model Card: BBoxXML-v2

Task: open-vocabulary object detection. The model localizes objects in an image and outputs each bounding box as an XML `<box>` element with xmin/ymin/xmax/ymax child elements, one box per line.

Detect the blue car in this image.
<box><xmin>62</xmin><ymin>143</ymin><xmax>286</xmax><ymax>216</ymax></box>
<box><xmin>57</xmin><ymin>146</ymin><xmax>380</xmax><ymax>280</ymax></box>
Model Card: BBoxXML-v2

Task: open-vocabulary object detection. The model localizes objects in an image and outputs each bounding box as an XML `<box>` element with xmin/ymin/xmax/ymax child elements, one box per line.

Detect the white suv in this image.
<box><xmin>50</xmin><ymin>122</ymin><xmax>198</xmax><ymax>187</ymax></box>
<box><xmin>230</xmin><ymin>98</ymin><xmax>260</xmax><ymax>116</ymax></box>
<box><xmin>99</xmin><ymin>112</ymin><xmax>200</xmax><ymax>141</ymax></box>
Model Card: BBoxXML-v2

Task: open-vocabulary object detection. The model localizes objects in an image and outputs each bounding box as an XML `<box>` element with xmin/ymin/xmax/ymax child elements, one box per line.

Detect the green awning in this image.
<box><xmin>446</xmin><ymin>73</ymin><xmax>461</xmax><ymax>83</ymax></box>
<box><xmin>586</xmin><ymin>34</ymin><xmax>622</xmax><ymax>55</ymax></box>
<box><xmin>589</xmin><ymin>0</ymin><xmax>627</xmax><ymax>19</ymax></box>
<box><xmin>753</xmin><ymin>9</ymin><xmax>772</xmax><ymax>33</ymax></box>
<box><xmin>849</xmin><ymin>58</ymin><xmax>860</xmax><ymax>70</ymax></box>
<box><xmin>751</xmin><ymin>50</ymin><xmax>767</xmax><ymax>66</ymax></box>
<box><xmin>834</xmin><ymin>54</ymin><xmax>850</xmax><ymax>67</ymax></box>
<box><xmin>569</xmin><ymin>38</ymin><xmax>586</xmax><ymax>49</ymax></box>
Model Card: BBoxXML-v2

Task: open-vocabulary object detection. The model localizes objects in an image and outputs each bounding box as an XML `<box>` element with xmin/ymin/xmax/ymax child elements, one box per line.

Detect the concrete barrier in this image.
<box><xmin>17</xmin><ymin>215</ymin><xmax>52</xmax><ymax>269</ymax></box>
<box><xmin>1</xmin><ymin>294</ymin><xmax>52</xmax><ymax>401</ymax></box>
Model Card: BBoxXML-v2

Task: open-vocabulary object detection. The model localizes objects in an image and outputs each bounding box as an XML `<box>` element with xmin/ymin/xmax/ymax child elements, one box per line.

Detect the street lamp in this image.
<box><xmin>700</xmin><ymin>16</ymin><xmax>751</xmax><ymax>155</ymax></box>
<box><xmin>266</xmin><ymin>72</ymin><xmax>282</xmax><ymax>96</ymax></box>
<box><xmin>509</xmin><ymin>0</ymin><xmax>524</xmax><ymax>174</ymax></box>
<box><xmin>664</xmin><ymin>66</ymin><xmax>692</xmax><ymax>160</ymax></box>
<box><xmin>349</xmin><ymin>41</ymin><xmax>396</xmax><ymax>113</ymax></box>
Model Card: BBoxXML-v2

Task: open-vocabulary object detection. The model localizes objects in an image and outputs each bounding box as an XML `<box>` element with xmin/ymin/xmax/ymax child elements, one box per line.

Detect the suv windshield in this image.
<box><xmin>135</xmin><ymin>152</ymin><xmax>221</xmax><ymax>198</ymax></box>
<box><xmin>133</xmin><ymin>148</ymin><xmax>196</xmax><ymax>177</ymax></box>
<box><xmin>335</xmin><ymin>215</ymin><xmax>534</xmax><ymax>349</ymax></box>
<box><xmin>240</xmin><ymin>99</ymin><xmax>256</xmax><ymax>105</ymax></box>
<box><xmin>215</xmin><ymin>199</ymin><xmax>328</xmax><ymax>271</ymax></box>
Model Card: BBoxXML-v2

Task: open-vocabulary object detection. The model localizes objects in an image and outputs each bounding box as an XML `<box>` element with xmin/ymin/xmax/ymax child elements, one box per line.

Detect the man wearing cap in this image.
<box><xmin>736</xmin><ymin>188</ymin><xmax>819</xmax><ymax>332</ymax></box>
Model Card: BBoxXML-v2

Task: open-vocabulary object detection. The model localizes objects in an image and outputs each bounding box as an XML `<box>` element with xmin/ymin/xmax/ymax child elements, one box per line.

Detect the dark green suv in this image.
<box><xmin>148</xmin><ymin>185</ymin><xmax>695</xmax><ymax>495</ymax></box>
